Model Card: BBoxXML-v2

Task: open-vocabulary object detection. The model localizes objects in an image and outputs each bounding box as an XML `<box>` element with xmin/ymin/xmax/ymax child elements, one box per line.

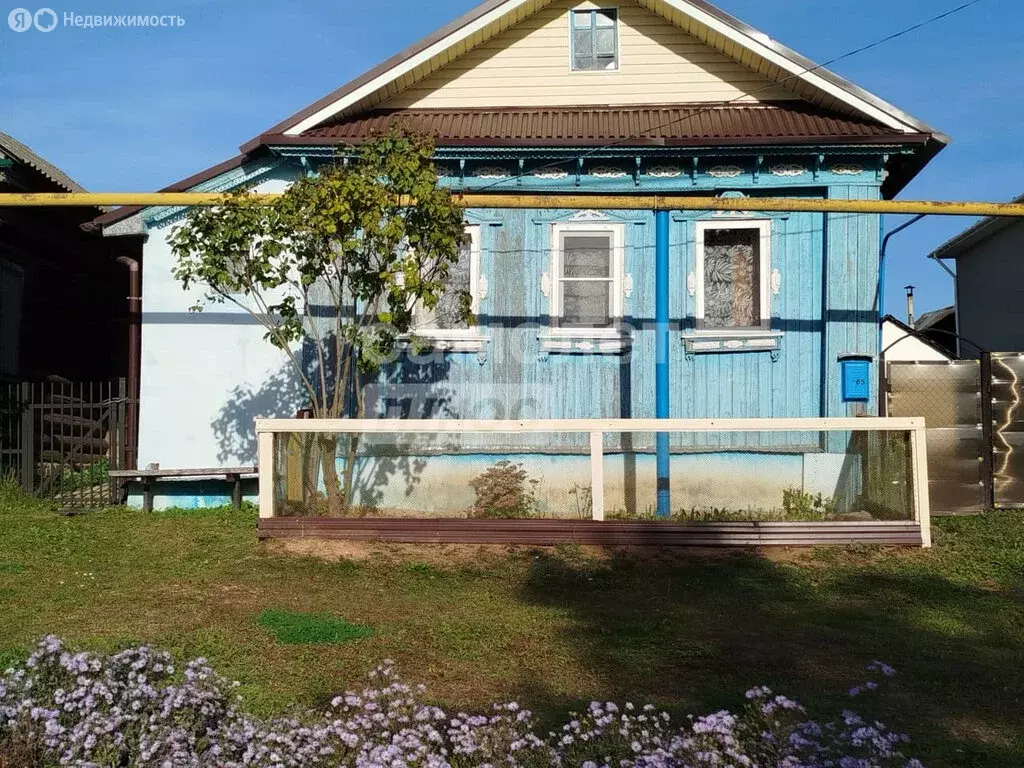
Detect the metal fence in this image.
<box><xmin>0</xmin><ymin>379</ymin><xmax>133</xmax><ymax>510</ymax></box>
<box><xmin>886</xmin><ymin>352</ymin><xmax>1024</xmax><ymax>513</ymax></box>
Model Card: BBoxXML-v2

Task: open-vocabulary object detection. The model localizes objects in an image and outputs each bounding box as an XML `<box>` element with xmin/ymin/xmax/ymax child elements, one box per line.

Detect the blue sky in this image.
<box><xmin>1</xmin><ymin>0</ymin><xmax>1017</xmax><ymax>318</ymax></box>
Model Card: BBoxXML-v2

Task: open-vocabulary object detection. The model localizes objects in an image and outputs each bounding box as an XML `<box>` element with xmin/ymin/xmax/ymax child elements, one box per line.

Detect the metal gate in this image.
<box><xmin>0</xmin><ymin>379</ymin><xmax>133</xmax><ymax>510</ymax></box>
<box><xmin>990</xmin><ymin>353</ymin><xmax>1024</xmax><ymax>508</ymax></box>
<box><xmin>886</xmin><ymin>360</ymin><xmax>989</xmax><ymax>514</ymax></box>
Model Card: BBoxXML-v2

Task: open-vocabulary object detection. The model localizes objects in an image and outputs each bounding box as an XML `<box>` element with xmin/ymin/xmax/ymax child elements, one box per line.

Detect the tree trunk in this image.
<box><xmin>342</xmin><ymin>433</ymin><xmax>360</xmax><ymax>510</ymax></box>
<box><xmin>317</xmin><ymin>434</ymin><xmax>346</xmax><ymax>517</ymax></box>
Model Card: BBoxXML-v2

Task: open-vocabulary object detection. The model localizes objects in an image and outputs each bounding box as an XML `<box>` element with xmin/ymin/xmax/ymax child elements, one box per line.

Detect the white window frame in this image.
<box><xmin>543</xmin><ymin>222</ymin><xmax>626</xmax><ymax>350</ymax></box>
<box><xmin>693</xmin><ymin>219</ymin><xmax>772</xmax><ymax>334</ymax></box>
<box><xmin>408</xmin><ymin>224</ymin><xmax>487</xmax><ymax>352</ymax></box>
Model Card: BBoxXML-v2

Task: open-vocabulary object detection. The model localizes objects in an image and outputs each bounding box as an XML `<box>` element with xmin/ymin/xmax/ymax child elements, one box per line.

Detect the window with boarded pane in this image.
<box><xmin>571</xmin><ymin>9</ymin><xmax>618</xmax><ymax>71</ymax></box>
<box><xmin>695</xmin><ymin>221</ymin><xmax>770</xmax><ymax>330</ymax></box>
<box><xmin>549</xmin><ymin>223</ymin><xmax>624</xmax><ymax>331</ymax></box>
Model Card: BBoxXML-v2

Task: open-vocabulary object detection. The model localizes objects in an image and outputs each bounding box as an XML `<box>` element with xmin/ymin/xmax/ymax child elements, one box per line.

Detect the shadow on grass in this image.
<box><xmin>514</xmin><ymin>547</ymin><xmax>1024</xmax><ymax>768</ymax></box>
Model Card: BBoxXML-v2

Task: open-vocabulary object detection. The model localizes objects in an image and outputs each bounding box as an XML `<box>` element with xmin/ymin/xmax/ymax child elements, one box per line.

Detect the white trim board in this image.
<box><xmin>255</xmin><ymin>416</ymin><xmax>926</xmax><ymax>433</ymax></box>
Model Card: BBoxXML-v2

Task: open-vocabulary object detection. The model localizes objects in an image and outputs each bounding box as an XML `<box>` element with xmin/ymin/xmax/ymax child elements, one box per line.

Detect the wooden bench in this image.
<box><xmin>109</xmin><ymin>467</ymin><xmax>258</xmax><ymax>512</ymax></box>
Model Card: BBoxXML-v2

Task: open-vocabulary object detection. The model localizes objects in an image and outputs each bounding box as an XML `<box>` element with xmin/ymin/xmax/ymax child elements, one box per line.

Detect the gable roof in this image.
<box><xmin>241</xmin><ymin>0</ymin><xmax>947</xmax><ymax>151</ymax></box>
<box><xmin>931</xmin><ymin>193</ymin><xmax>1024</xmax><ymax>260</ymax></box>
<box><xmin>0</xmin><ymin>131</ymin><xmax>86</xmax><ymax>192</ymax></box>
<box><xmin>93</xmin><ymin>0</ymin><xmax>947</xmax><ymax>230</ymax></box>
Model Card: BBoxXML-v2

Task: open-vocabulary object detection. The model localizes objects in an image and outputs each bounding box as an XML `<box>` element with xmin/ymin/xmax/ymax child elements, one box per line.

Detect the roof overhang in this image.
<box><xmin>930</xmin><ymin>193</ymin><xmax>1024</xmax><ymax>259</ymax></box>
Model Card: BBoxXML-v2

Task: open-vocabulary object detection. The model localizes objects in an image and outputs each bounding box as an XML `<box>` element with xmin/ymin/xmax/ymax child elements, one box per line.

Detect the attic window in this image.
<box><xmin>571</xmin><ymin>9</ymin><xmax>618</xmax><ymax>71</ymax></box>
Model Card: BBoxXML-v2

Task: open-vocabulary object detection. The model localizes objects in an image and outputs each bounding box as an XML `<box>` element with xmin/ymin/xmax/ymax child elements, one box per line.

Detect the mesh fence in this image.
<box><xmin>269</xmin><ymin>426</ymin><xmax>917</xmax><ymax>522</ymax></box>
<box><xmin>886</xmin><ymin>360</ymin><xmax>987</xmax><ymax>514</ymax></box>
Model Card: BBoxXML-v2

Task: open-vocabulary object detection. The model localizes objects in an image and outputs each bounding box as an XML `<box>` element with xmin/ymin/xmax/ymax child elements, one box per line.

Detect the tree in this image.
<box><xmin>169</xmin><ymin>129</ymin><xmax>470</xmax><ymax>514</ymax></box>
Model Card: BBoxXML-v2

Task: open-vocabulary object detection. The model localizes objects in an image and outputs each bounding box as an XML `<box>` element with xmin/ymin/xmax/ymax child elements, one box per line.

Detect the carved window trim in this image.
<box><xmin>693</xmin><ymin>219</ymin><xmax>772</xmax><ymax>334</ymax></box>
<box><xmin>542</xmin><ymin>221</ymin><xmax>628</xmax><ymax>354</ymax></box>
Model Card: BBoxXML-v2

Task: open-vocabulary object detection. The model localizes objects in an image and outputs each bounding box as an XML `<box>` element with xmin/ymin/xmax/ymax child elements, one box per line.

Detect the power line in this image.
<box><xmin>464</xmin><ymin>0</ymin><xmax>987</xmax><ymax>195</ymax></box>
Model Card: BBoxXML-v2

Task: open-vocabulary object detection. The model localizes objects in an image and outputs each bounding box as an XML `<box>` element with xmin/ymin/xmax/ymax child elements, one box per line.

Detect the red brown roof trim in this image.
<box><xmin>274</xmin><ymin>104</ymin><xmax>921</xmax><ymax>146</ymax></box>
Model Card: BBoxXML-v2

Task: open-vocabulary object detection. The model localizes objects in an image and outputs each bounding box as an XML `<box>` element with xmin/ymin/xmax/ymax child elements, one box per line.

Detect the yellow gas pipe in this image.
<box><xmin>2</xmin><ymin>192</ymin><xmax>1024</xmax><ymax>217</ymax></box>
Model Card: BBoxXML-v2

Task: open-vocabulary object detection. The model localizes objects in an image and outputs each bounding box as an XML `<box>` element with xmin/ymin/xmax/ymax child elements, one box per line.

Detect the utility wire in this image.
<box><xmin>462</xmin><ymin>0</ymin><xmax>987</xmax><ymax>196</ymax></box>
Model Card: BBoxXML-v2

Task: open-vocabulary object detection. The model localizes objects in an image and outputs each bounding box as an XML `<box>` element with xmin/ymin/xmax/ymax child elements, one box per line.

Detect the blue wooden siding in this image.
<box><xmin>292</xmin><ymin>155</ymin><xmax>889</xmax><ymax>451</ymax></box>
<box><xmin>370</xmin><ymin>196</ymin><xmax>880</xmax><ymax>452</ymax></box>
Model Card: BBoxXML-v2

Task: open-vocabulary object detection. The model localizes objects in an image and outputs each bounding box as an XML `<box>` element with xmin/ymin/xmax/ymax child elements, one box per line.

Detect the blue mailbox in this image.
<box><xmin>839</xmin><ymin>355</ymin><xmax>872</xmax><ymax>402</ymax></box>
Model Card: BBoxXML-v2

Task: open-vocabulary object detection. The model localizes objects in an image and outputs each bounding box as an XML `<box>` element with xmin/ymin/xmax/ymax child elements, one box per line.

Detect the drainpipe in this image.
<box><xmin>877</xmin><ymin>214</ymin><xmax>926</xmax><ymax>414</ymax></box>
<box><xmin>655</xmin><ymin>210</ymin><xmax>670</xmax><ymax>518</ymax></box>
<box><xmin>879</xmin><ymin>214</ymin><xmax>926</xmax><ymax>323</ymax></box>
<box><xmin>116</xmin><ymin>255</ymin><xmax>140</xmax><ymax>470</ymax></box>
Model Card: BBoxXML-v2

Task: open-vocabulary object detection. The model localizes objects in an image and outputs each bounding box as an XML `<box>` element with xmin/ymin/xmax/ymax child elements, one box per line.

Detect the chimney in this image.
<box><xmin>905</xmin><ymin>285</ymin><xmax>916</xmax><ymax>327</ymax></box>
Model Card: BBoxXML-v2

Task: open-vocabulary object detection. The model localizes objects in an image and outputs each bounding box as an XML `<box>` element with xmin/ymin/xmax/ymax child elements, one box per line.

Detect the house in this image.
<box><xmin>0</xmin><ymin>132</ymin><xmax>139</xmax><ymax>385</ymax></box>
<box><xmin>881</xmin><ymin>315</ymin><xmax>952</xmax><ymax>364</ymax></box>
<box><xmin>91</xmin><ymin>0</ymin><xmax>946</xmax><ymax>515</ymax></box>
<box><xmin>930</xmin><ymin>194</ymin><xmax>1024</xmax><ymax>358</ymax></box>
<box><xmin>1</xmin><ymin>133</ymin><xmax>143</xmax><ymax>488</ymax></box>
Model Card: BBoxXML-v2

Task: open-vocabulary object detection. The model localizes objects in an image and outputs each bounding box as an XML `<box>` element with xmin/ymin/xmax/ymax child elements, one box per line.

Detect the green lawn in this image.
<box><xmin>1</xmin><ymin>487</ymin><xmax>1022</xmax><ymax>767</ymax></box>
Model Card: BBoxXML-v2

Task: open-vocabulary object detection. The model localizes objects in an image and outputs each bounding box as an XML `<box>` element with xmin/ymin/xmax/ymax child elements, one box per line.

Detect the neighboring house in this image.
<box><xmin>881</xmin><ymin>315</ymin><xmax>952</xmax><ymax>364</ymax></box>
<box><xmin>0</xmin><ymin>132</ymin><xmax>139</xmax><ymax>384</ymax></box>
<box><xmin>91</xmin><ymin>0</ymin><xmax>946</xmax><ymax>511</ymax></box>
<box><xmin>912</xmin><ymin>305</ymin><xmax>958</xmax><ymax>358</ymax></box>
<box><xmin>930</xmin><ymin>195</ymin><xmax>1024</xmax><ymax>358</ymax></box>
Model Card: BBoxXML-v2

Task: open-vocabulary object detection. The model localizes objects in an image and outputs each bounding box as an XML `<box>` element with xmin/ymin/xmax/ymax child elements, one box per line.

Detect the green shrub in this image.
<box><xmin>468</xmin><ymin>461</ymin><xmax>538</xmax><ymax>519</ymax></box>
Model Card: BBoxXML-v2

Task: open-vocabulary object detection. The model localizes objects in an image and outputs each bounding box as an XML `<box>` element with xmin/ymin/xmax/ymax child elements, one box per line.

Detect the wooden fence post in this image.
<box><xmin>589</xmin><ymin>430</ymin><xmax>604</xmax><ymax>521</ymax></box>
<box><xmin>910</xmin><ymin>424</ymin><xmax>932</xmax><ymax>548</ymax></box>
<box><xmin>257</xmin><ymin>430</ymin><xmax>274</xmax><ymax>519</ymax></box>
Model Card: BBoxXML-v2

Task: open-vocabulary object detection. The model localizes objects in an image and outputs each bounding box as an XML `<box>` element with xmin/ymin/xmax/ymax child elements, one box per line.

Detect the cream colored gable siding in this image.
<box><xmin>381</xmin><ymin>0</ymin><xmax>795</xmax><ymax>109</ymax></box>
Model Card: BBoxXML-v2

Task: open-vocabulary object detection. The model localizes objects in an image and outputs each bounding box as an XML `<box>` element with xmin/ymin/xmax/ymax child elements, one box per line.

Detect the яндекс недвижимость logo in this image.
<box><xmin>8</xmin><ymin>8</ymin><xmax>183</xmax><ymax>31</ymax></box>
<box><xmin>8</xmin><ymin>7</ymin><xmax>56</xmax><ymax>31</ymax></box>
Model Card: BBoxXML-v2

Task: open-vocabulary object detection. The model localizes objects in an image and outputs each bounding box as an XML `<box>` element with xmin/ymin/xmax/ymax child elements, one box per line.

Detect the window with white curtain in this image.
<box><xmin>548</xmin><ymin>222</ymin><xmax>624</xmax><ymax>331</ymax></box>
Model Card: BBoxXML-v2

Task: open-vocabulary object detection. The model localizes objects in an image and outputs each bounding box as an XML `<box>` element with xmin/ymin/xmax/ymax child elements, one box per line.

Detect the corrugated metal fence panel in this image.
<box><xmin>886</xmin><ymin>360</ymin><xmax>987</xmax><ymax>514</ymax></box>
<box><xmin>991</xmin><ymin>353</ymin><xmax>1024</xmax><ymax>508</ymax></box>
<box><xmin>257</xmin><ymin>517</ymin><xmax>923</xmax><ymax>547</ymax></box>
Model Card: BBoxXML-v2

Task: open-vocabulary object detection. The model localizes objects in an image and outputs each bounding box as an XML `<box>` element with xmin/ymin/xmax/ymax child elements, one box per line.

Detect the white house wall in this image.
<box><xmin>137</xmin><ymin>176</ymin><xmax>305</xmax><ymax>473</ymax></box>
<box><xmin>881</xmin><ymin>320</ymin><xmax>950</xmax><ymax>363</ymax></box>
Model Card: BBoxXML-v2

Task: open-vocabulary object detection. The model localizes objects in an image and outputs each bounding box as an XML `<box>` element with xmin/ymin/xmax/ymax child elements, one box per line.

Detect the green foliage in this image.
<box><xmin>468</xmin><ymin>461</ymin><xmax>539</xmax><ymax>519</ymax></box>
<box><xmin>169</xmin><ymin>127</ymin><xmax>469</xmax><ymax>419</ymax></box>
<box><xmin>0</xmin><ymin>471</ymin><xmax>50</xmax><ymax>515</ymax></box>
<box><xmin>606</xmin><ymin>492</ymin><xmax>838</xmax><ymax>522</ymax></box>
<box><xmin>54</xmin><ymin>458</ymin><xmax>109</xmax><ymax>492</ymax></box>
<box><xmin>782</xmin><ymin>488</ymin><xmax>837</xmax><ymax>520</ymax></box>
<box><xmin>256</xmin><ymin>609</ymin><xmax>373</xmax><ymax>645</ymax></box>
<box><xmin>169</xmin><ymin>128</ymin><xmax>468</xmax><ymax>513</ymax></box>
